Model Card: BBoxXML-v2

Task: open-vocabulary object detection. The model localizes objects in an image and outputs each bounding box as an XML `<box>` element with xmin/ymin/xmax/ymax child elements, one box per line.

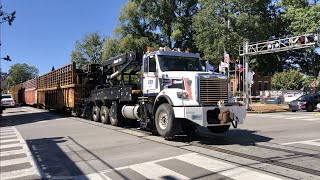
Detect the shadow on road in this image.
<box><xmin>26</xmin><ymin>136</ymin><xmax>150</xmax><ymax>180</ymax></box>
<box><xmin>173</xmin><ymin>128</ymin><xmax>272</xmax><ymax>146</ymax></box>
<box><xmin>0</xmin><ymin>111</ymin><xmax>60</xmax><ymax>127</ymax></box>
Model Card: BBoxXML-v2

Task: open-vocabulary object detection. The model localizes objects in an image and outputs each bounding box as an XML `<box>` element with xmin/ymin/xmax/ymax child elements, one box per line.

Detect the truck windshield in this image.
<box><xmin>158</xmin><ymin>55</ymin><xmax>203</xmax><ymax>72</ymax></box>
<box><xmin>2</xmin><ymin>95</ymin><xmax>12</xmax><ymax>99</ymax></box>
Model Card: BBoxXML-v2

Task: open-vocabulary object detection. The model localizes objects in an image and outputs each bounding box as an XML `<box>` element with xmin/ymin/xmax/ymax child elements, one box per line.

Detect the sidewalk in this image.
<box><xmin>247</xmin><ymin>103</ymin><xmax>289</xmax><ymax>113</ymax></box>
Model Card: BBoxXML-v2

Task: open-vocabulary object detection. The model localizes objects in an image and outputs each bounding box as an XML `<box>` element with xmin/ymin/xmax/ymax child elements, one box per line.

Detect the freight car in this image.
<box><xmin>11</xmin><ymin>48</ymin><xmax>246</xmax><ymax>139</ymax></box>
<box><xmin>22</xmin><ymin>78</ymin><xmax>38</xmax><ymax>106</ymax></box>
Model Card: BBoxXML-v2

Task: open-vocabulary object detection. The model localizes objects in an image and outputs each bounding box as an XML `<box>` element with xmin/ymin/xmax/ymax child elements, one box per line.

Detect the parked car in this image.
<box><xmin>1</xmin><ymin>94</ymin><xmax>15</xmax><ymax>107</ymax></box>
<box><xmin>289</xmin><ymin>94</ymin><xmax>320</xmax><ymax>112</ymax></box>
<box><xmin>317</xmin><ymin>103</ymin><xmax>320</xmax><ymax>112</ymax></box>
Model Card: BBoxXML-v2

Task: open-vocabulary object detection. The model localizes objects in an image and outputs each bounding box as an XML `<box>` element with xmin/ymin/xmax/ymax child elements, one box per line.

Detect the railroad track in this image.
<box><xmin>15</xmin><ymin>107</ymin><xmax>320</xmax><ymax>179</ymax></box>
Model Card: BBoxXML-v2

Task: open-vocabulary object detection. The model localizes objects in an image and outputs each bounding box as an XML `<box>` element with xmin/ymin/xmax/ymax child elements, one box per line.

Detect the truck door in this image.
<box><xmin>143</xmin><ymin>55</ymin><xmax>159</xmax><ymax>95</ymax></box>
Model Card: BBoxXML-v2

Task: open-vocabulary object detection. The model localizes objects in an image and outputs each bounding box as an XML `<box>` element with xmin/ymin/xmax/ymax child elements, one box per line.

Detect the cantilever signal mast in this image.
<box><xmin>239</xmin><ymin>30</ymin><xmax>320</xmax><ymax>110</ymax></box>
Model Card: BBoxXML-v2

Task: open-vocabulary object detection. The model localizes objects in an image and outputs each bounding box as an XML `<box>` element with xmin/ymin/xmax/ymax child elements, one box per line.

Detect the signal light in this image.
<box><xmin>298</xmin><ymin>37</ymin><xmax>306</xmax><ymax>44</ymax></box>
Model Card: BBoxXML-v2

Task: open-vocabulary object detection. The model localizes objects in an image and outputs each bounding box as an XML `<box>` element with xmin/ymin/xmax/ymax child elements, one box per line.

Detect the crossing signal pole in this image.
<box><xmin>239</xmin><ymin>30</ymin><xmax>320</xmax><ymax>110</ymax></box>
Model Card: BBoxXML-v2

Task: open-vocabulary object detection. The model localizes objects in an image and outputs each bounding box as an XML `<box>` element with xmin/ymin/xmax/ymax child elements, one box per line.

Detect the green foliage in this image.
<box><xmin>113</xmin><ymin>0</ymin><xmax>198</xmax><ymax>55</ymax></box>
<box><xmin>70</xmin><ymin>32</ymin><xmax>104</xmax><ymax>68</ymax></box>
<box><xmin>278</xmin><ymin>0</ymin><xmax>320</xmax><ymax>77</ymax></box>
<box><xmin>302</xmin><ymin>75</ymin><xmax>316</xmax><ymax>87</ymax></box>
<box><xmin>271</xmin><ymin>69</ymin><xmax>304</xmax><ymax>90</ymax></box>
<box><xmin>280</xmin><ymin>0</ymin><xmax>320</xmax><ymax>34</ymax></box>
<box><xmin>193</xmin><ymin>0</ymin><xmax>275</xmax><ymax>67</ymax></box>
<box><xmin>102</xmin><ymin>37</ymin><xmax>124</xmax><ymax>61</ymax></box>
<box><xmin>6</xmin><ymin>63</ymin><xmax>39</xmax><ymax>87</ymax></box>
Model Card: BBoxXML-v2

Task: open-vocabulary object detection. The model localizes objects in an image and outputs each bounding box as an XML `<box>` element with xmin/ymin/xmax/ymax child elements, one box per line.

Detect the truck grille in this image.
<box><xmin>199</xmin><ymin>76</ymin><xmax>228</xmax><ymax>106</ymax></box>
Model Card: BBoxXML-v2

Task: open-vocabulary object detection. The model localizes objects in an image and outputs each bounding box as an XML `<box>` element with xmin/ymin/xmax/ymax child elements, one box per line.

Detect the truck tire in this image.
<box><xmin>92</xmin><ymin>106</ymin><xmax>101</xmax><ymax>122</ymax></box>
<box><xmin>306</xmin><ymin>104</ymin><xmax>313</xmax><ymax>112</ymax></box>
<box><xmin>109</xmin><ymin>107</ymin><xmax>123</xmax><ymax>126</ymax></box>
<box><xmin>100</xmin><ymin>106</ymin><xmax>110</xmax><ymax>124</ymax></box>
<box><xmin>155</xmin><ymin>103</ymin><xmax>178</xmax><ymax>139</ymax></box>
<box><xmin>208</xmin><ymin>125</ymin><xmax>230</xmax><ymax>133</ymax></box>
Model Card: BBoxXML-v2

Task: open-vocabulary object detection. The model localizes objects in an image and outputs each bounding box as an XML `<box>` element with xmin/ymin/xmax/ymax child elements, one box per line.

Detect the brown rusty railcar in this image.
<box><xmin>22</xmin><ymin>78</ymin><xmax>38</xmax><ymax>106</ymax></box>
<box><xmin>37</xmin><ymin>63</ymin><xmax>92</xmax><ymax>115</ymax></box>
<box><xmin>8</xmin><ymin>83</ymin><xmax>23</xmax><ymax>103</ymax></box>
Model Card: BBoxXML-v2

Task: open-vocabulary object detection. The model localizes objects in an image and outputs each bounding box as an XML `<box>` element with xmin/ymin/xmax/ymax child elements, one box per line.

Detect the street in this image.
<box><xmin>0</xmin><ymin>107</ymin><xmax>319</xmax><ymax>180</ymax></box>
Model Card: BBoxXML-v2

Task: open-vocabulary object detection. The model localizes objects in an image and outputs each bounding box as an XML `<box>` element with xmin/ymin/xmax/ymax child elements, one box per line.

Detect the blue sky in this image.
<box><xmin>1</xmin><ymin>0</ymin><xmax>319</xmax><ymax>75</ymax></box>
<box><xmin>1</xmin><ymin>0</ymin><xmax>127</xmax><ymax>75</ymax></box>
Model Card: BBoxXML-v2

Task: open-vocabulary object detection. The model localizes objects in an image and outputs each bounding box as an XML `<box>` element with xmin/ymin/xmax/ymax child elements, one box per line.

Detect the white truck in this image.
<box><xmin>84</xmin><ymin>48</ymin><xmax>246</xmax><ymax>138</ymax></box>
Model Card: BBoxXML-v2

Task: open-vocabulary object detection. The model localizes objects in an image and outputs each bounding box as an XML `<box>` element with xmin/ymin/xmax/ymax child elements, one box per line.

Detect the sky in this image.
<box><xmin>1</xmin><ymin>0</ymin><xmax>319</xmax><ymax>76</ymax></box>
<box><xmin>1</xmin><ymin>0</ymin><xmax>127</xmax><ymax>75</ymax></box>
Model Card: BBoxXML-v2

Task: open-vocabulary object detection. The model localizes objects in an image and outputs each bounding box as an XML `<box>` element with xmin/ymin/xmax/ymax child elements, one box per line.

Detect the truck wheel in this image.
<box><xmin>109</xmin><ymin>107</ymin><xmax>123</xmax><ymax>126</ymax></box>
<box><xmin>92</xmin><ymin>106</ymin><xmax>101</xmax><ymax>122</ymax></box>
<box><xmin>155</xmin><ymin>103</ymin><xmax>177</xmax><ymax>139</ymax></box>
<box><xmin>306</xmin><ymin>104</ymin><xmax>313</xmax><ymax>112</ymax></box>
<box><xmin>208</xmin><ymin>125</ymin><xmax>230</xmax><ymax>133</ymax></box>
<box><xmin>100</xmin><ymin>106</ymin><xmax>110</xmax><ymax>124</ymax></box>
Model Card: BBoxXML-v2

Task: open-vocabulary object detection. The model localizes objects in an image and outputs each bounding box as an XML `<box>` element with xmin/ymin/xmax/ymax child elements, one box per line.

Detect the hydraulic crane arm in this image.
<box><xmin>102</xmin><ymin>52</ymin><xmax>141</xmax><ymax>80</ymax></box>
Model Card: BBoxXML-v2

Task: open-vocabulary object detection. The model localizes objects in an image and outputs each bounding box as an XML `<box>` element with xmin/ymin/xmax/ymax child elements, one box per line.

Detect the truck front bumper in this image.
<box><xmin>173</xmin><ymin>105</ymin><xmax>246</xmax><ymax>127</ymax></box>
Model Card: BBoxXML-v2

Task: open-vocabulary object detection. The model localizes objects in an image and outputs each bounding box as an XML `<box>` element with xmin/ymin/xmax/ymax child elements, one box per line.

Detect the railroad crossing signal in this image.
<box><xmin>239</xmin><ymin>30</ymin><xmax>319</xmax><ymax>110</ymax></box>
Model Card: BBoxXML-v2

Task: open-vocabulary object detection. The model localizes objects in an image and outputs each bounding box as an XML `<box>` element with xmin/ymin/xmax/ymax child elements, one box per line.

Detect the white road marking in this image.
<box><xmin>0</xmin><ymin>168</ymin><xmax>37</xmax><ymax>180</ymax></box>
<box><xmin>282</xmin><ymin>139</ymin><xmax>320</xmax><ymax>145</ymax></box>
<box><xmin>0</xmin><ymin>135</ymin><xmax>17</xmax><ymax>139</ymax></box>
<box><xmin>0</xmin><ymin>126</ymin><xmax>41</xmax><ymax>179</ymax></box>
<box><xmin>0</xmin><ymin>144</ymin><xmax>22</xmax><ymax>149</ymax></box>
<box><xmin>283</xmin><ymin>116</ymin><xmax>310</xmax><ymax>120</ymax></box>
<box><xmin>0</xmin><ymin>157</ymin><xmax>29</xmax><ymax>167</ymax></box>
<box><xmin>0</xmin><ymin>149</ymin><xmax>26</xmax><ymax>156</ymax></box>
<box><xmin>0</xmin><ymin>138</ymin><xmax>19</xmax><ymax>143</ymax></box>
<box><xmin>130</xmin><ymin>162</ymin><xmax>189</xmax><ymax>180</ymax></box>
<box><xmin>302</xmin><ymin>118</ymin><xmax>319</xmax><ymax>121</ymax></box>
<box><xmin>176</xmin><ymin>153</ymin><xmax>283</xmax><ymax>180</ymax></box>
<box><xmin>101</xmin><ymin>152</ymin><xmax>283</xmax><ymax>180</ymax></box>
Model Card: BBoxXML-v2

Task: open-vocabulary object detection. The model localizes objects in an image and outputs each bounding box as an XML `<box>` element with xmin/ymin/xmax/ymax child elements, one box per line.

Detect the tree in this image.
<box><xmin>193</xmin><ymin>0</ymin><xmax>276</xmax><ymax>67</ymax></box>
<box><xmin>271</xmin><ymin>69</ymin><xmax>304</xmax><ymax>90</ymax></box>
<box><xmin>113</xmin><ymin>0</ymin><xmax>198</xmax><ymax>56</ymax></box>
<box><xmin>6</xmin><ymin>63</ymin><xmax>39</xmax><ymax>87</ymax></box>
<box><xmin>102</xmin><ymin>37</ymin><xmax>124</xmax><ymax>61</ymax></box>
<box><xmin>279</xmin><ymin>0</ymin><xmax>320</xmax><ymax>77</ymax></box>
<box><xmin>70</xmin><ymin>32</ymin><xmax>104</xmax><ymax>68</ymax></box>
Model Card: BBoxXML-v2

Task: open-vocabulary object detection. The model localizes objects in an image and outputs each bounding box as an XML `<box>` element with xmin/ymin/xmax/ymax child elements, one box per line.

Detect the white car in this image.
<box><xmin>317</xmin><ymin>103</ymin><xmax>320</xmax><ymax>112</ymax></box>
<box><xmin>1</xmin><ymin>94</ymin><xmax>15</xmax><ymax>107</ymax></box>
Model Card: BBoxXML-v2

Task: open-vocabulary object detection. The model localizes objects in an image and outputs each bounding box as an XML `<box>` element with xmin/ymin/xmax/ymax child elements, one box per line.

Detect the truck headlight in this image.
<box><xmin>177</xmin><ymin>92</ymin><xmax>189</xmax><ymax>100</ymax></box>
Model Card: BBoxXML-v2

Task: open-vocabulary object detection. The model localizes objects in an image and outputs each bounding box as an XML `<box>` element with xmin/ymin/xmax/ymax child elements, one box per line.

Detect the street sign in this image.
<box><xmin>247</xmin><ymin>71</ymin><xmax>254</xmax><ymax>84</ymax></box>
<box><xmin>224</xmin><ymin>53</ymin><xmax>230</xmax><ymax>64</ymax></box>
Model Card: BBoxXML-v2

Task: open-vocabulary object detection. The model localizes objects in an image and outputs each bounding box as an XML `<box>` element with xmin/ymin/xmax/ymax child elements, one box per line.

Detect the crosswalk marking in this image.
<box><xmin>248</xmin><ymin>113</ymin><xmax>319</xmax><ymax>121</ymax></box>
<box><xmin>0</xmin><ymin>149</ymin><xmax>26</xmax><ymax>157</ymax></box>
<box><xmin>0</xmin><ymin>126</ymin><xmax>40</xmax><ymax>180</ymax></box>
<box><xmin>302</xmin><ymin>118</ymin><xmax>320</xmax><ymax>121</ymax></box>
<box><xmin>101</xmin><ymin>153</ymin><xmax>283</xmax><ymax>180</ymax></box>
<box><xmin>175</xmin><ymin>153</ymin><xmax>282</xmax><ymax>180</ymax></box>
<box><xmin>0</xmin><ymin>144</ymin><xmax>22</xmax><ymax>149</ymax></box>
<box><xmin>0</xmin><ymin>168</ymin><xmax>38</xmax><ymax>180</ymax></box>
<box><xmin>0</xmin><ymin>139</ymin><xmax>19</xmax><ymax>143</ymax></box>
<box><xmin>0</xmin><ymin>157</ymin><xmax>30</xmax><ymax>167</ymax></box>
<box><xmin>283</xmin><ymin>138</ymin><xmax>320</xmax><ymax>146</ymax></box>
<box><xmin>130</xmin><ymin>162</ymin><xmax>189</xmax><ymax>179</ymax></box>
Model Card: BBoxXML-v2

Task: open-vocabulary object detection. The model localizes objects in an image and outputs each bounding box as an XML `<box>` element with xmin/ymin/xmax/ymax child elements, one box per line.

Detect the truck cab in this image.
<box><xmin>141</xmin><ymin>49</ymin><xmax>246</xmax><ymax>137</ymax></box>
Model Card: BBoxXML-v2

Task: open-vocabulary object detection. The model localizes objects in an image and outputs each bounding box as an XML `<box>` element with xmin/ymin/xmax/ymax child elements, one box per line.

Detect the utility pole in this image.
<box><xmin>240</xmin><ymin>31</ymin><xmax>320</xmax><ymax>110</ymax></box>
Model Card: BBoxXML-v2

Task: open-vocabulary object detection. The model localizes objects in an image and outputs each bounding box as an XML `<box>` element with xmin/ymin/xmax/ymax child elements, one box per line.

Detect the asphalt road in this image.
<box><xmin>0</xmin><ymin>107</ymin><xmax>319</xmax><ymax>180</ymax></box>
